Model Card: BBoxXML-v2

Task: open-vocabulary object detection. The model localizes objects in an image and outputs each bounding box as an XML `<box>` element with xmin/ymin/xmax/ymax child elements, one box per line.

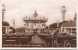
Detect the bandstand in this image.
<box><xmin>23</xmin><ymin>10</ymin><xmax>52</xmax><ymax>47</ymax></box>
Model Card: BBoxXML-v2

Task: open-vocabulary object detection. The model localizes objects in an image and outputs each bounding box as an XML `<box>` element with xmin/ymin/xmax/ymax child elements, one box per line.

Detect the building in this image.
<box><xmin>2</xmin><ymin>4</ymin><xmax>10</xmax><ymax>34</ymax></box>
<box><xmin>59</xmin><ymin>21</ymin><xmax>76</xmax><ymax>35</ymax></box>
<box><xmin>59</xmin><ymin>13</ymin><xmax>76</xmax><ymax>36</ymax></box>
<box><xmin>2</xmin><ymin>4</ymin><xmax>15</xmax><ymax>35</ymax></box>
<box><xmin>2</xmin><ymin>21</ymin><xmax>10</xmax><ymax>34</ymax></box>
<box><xmin>23</xmin><ymin>11</ymin><xmax>48</xmax><ymax>29</ymax></box>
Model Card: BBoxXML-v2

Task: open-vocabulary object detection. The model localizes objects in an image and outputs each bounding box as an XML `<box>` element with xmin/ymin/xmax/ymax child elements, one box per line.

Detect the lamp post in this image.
<box><xmin>2</xmin><ymin>4</ymin><xmax>6</xmax><ymax>22</ymax></box>
<box><xmin>61</xmin><ymin>5</ymin><xmax>66</xmax><ymax>21</ymax></box>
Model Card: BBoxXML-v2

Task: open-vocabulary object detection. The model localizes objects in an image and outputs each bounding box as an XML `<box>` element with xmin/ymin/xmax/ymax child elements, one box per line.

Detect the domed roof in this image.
<box><xmin>2</xmin><ymin>21</ymin><xmax>9</xmax><ymax>26</ymax></box>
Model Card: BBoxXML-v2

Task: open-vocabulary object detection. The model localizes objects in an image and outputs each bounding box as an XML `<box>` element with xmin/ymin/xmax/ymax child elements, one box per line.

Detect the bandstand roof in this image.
<box><xmin>23</xmin><ymin>10</ymin><xmax>48</xmax><ymax>23</ymax></box>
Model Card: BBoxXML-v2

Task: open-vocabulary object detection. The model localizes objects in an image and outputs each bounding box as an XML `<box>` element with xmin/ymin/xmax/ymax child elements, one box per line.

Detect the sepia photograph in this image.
<box><xmin>2</xmin><ymin>0</ymin><xmax>77</xmax><ymax>48</ymax></box>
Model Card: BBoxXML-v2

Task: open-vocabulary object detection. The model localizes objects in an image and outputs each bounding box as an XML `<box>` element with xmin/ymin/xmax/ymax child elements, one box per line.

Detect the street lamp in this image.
<box><xmin>61</xmin><ymin>5</ymin><xmax>66</xmax><ymax>21</ymax></box>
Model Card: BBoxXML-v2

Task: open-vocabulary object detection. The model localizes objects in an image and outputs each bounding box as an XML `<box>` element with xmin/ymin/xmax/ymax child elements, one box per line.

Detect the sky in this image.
<box><xmin>0</xmin><ymin>0</ymin><xmax>78</xmax><ymax>27</ymax></box>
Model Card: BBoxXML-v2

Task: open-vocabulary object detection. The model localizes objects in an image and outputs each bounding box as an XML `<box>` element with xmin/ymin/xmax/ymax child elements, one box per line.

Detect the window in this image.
<box><xmin>2</xmin><ymin>26</ymin><xmax>6</xmax><ymax>34</ymax></box>
<box><xmin>71</xmin><ymin>28</ymin><xmax>76</xmax><ymax>33</ymax></box>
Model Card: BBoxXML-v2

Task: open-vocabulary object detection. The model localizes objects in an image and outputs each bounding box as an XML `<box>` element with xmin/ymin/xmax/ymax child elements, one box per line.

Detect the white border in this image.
<box><xmin>1</xmin><ymin>0</ymin><xmax>78</xmax><ymax>49</ymax></box>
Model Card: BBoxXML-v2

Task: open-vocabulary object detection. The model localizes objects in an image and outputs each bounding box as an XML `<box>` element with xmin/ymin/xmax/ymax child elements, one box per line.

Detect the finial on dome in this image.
<box><xmin>33</xmin><ymin>10</ymin><xmax>38</xmax><ymax>17</ymax></box>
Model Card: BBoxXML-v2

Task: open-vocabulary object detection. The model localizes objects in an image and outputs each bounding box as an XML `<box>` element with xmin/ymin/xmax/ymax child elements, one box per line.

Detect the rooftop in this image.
<box><xmin>23</xmin><ymin>10</ymin><xmax>48</xmax><ymax>23</ymax></box>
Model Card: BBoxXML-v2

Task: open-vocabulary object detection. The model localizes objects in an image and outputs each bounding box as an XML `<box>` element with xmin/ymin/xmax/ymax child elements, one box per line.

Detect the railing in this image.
<box><xmin>23</xmin><ymin>16</ymin><xmax>48</xmax><ymax>22</ymax></box>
